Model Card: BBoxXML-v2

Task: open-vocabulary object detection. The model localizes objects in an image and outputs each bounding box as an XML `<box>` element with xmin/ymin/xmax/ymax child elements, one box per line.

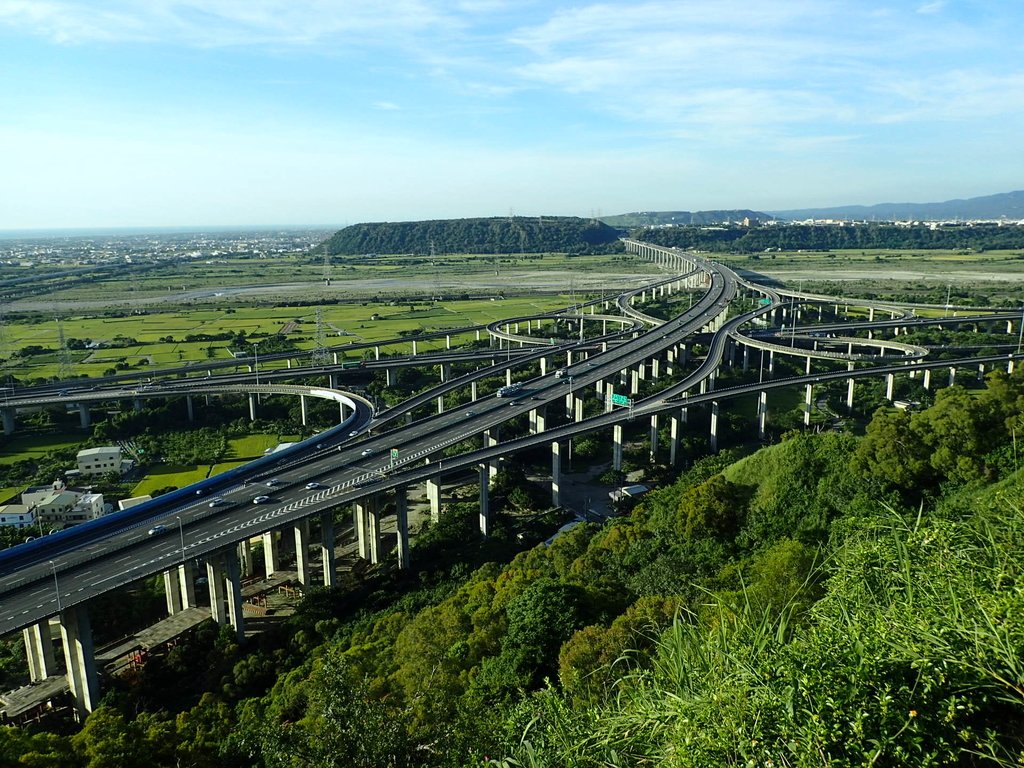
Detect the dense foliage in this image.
<box><xmin>321</xmin><ymin>217</ymin><xmax>623</xmax><ymax>255</ymax></box>
<box><xmin>4</xmin><ymin>370</ymin><xmax>1024</xmax><ymax>766</ymax></box>
<box><xmin>634</xmin><ymin>223</ymin><xmax>1024</xmax><ymax>252</ymax></box>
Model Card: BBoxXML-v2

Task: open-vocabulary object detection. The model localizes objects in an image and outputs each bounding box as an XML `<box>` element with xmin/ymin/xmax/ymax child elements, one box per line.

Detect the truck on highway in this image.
<box><xmin>496</xmin><ymin>382</ymin><xmax>526</xmax><ymax>398</ymax></box>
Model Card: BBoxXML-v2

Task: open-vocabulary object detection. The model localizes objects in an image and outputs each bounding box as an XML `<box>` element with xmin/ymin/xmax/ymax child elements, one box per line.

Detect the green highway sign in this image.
<box><xmin>759</xmin><ymin>298</ymin><xmax>772</xmax><ymax>305</ymax></box>
<box><xmin>390</xmin><ymin>448</ymin><xmax>399</xmax><ymax>459</ymax></box>
<box><xmin>611</xmin><ymin>393</ymin><xmax>631</xmax><ymax>407</ymax></box>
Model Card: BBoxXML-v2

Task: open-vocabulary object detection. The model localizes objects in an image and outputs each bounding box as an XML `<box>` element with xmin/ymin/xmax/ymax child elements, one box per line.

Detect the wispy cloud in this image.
<box><xmin>373</xmin><ymin>100</ymin><xmax>401</xmax><ymax>110</ymax></box>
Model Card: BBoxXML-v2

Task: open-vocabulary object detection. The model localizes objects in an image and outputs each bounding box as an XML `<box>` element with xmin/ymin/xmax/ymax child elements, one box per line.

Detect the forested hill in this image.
<box><xmin>633</xmin><ymin>221</ymin><xmax>1024</xmax><ymax>251</ymax></box>
<box><xmin>320</xmin><ymin>216</ymin><xmax>623</xmax><ymax>255</ymax></box>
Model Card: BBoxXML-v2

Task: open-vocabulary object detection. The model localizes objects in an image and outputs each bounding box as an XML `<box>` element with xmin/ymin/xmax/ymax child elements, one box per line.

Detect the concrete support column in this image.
<box><xmin>367</xmin><ymin>495</ymin><xmax>381</xmax><ymax>565</ymax></box>
<box><xmin>534</xmin><ymin>405</ymin><xmax>546</xmax><ymax>434</ymax></box>
<box><xmin>847</xmin><ymin>378</ymin><xmax>855</xmax><ymax>413</ymax></box>
<box><xmin>23</xmin><ymin>621</ymin><xmax>56</xmax><ymax>683</ymax></box>
<box><xmin>299</xmin><ymin>395</ymin><xmax>308</xmax><ymax>426</ymax></box>
<box><xmin>471</xmin><ymin>381</ymin><xmax>478</xmax><ymax>401</ymax></box>
<box><xmin>186</xmin><ymin>395</ymin><xmax>195</xmax><ymax>422</ymax></box>
<box><xmin>574</xmin><ymin>395</ymin><xmax>584</xmax><ymax>423</ymax></box>
<box><xmin>758</xmin><ymin>391</ymin><xmax>768</xmax><ymax>440</ymax></box>
<box><xmin>1</xmin><ymin>408</ymin><xmax>14</xmax><ymax>435</ymax></box>
<box><xmin>446</xmin><ymin>334</ymin><xmax>452</xmax><ymax>350</ymax></box>
<box><xmin>320</xmin><ymin>512</ymin><xmax>335</xmax><ymax>586</ymax></box>
<box><xmin>386</xmin><ymin>368</ymin><xmax>395</xmax><ymax>387</ymax></box>
<box><xmin>742</xmin><ymin>346</ymin><xmax>749</xmax><ymax>372</ymax></box>
<box><xmin>923</xmin><ymin>368</ymin><xmax>931</xmax><ymax>390</ymax></box>
<box><xmin>977</xmin><ymin>362</ymin><xmax>986</xmax><ymax>382</ymax></box>
<box><xmin>395</xmin><ymin>487</ymin><xmax>410</xmax><ymax>569</ymax></box>
<box><xmin>805</xmin><ymin>357</ymin><xmax>812</xmax><ymax>376</ymax></box>
<box><xmin>885</xmin><ymin>373</ymin><xmax>895</xmax><ymax>402</ymax></box>
<box><xmin>354</xmin><ymin>501</ymin><xmax>369</xmax><ymax>560</ymax></box>
<box><xmin>374</xmin><ymin>346</ymin><xmax>380</xmax><ymax>360</ymax></box>
<box><xmin>206</xmin><ymin>558</ymin><xmax>227</xmax><ymax>625</ymax></box>
<box><xmin>478</xmin><ymin>465</ymin><xmax>490</xmax><ymax>537</ymax></box>
<box><xmin>262</xmin><ymin>531</ymin><xmax>279</xmax><ymax>577</ymax></box>
<box><xmin>411</xmin><ymin>340</ymin><xmax>418</xmax><ymax>355</ymax></box>
<box><xmin>768</xmin><ymin>350</ymin><xmax>775</xmax><ymax>375</ymax></box>
<box><xmin>60</xmin><ymin>604</ymin><xmax>99</xmax><ymax>718</ymax></box>
<box><xmin>630</xmin><ymin>369</ymin><xmax>640</xmax><ymax>395</ymax></box>
<box><xmin>426</xmin><ymin>475</ymin><xmax>441</xmax><ymax>521</ymax></box>
<box><xmin>294</xmin><ymin>519</ymin><xmax>311</xmax><ymax>586</ymax></box>
<box><xmin>223</xmin><ymin>548</ymin><xmax>245</xmax><ymax>641</ymax></box>
<box><xmin>506</xmin><ymin>369</ymin><xmax>513</xmax><ymax>387</ymax></box>
<box><xmin>613</xmin><ymin>424</ymin><xmax>623</xmax><ymax>471</ymax></box>
<box><xmin>804</xmin><ymin>384</ymin><xmax>813</xmax><ymax>426</ymax></box>
<box><xmin>669</xmin><ymin>414</ymin><xmax>680</xmax><ymax>466</ymax></box>
<box><xmin>551</xmin><ymin>441</ymin><xmax>562</xmax><ymax>508</ymax></box>
<box><xmin>604</xmin><ymin>383</ymin><xmax>615</xmax><ymax>413</ymax></box>
<box><xmin>710</xmin><ymin>401</ymin><xmax>720</xmax><ymax>452</ymax></box>
<box><xmin>649</xmin><ymin>414</ymin><xmax>659</xmax><ymax>463</ymax></box>
<box><xmin>437</xmin><ymin>395</ymin><xmax>445</xmax><ymax>414</ymax></box>
<box><xmin>651</xmin><ymin>358</ymin><xmax>660</xmax><ymax>379</ymax></box>
<box><xmin>440</xmin><ymin>362</ymin><xmax>451</xmax><ymax>382</ymax></box>
<box><xmin>178</xmin><ymin>561</ymin><xmax>196</xmax><ymax>608</ymax></box>
<box><xmin>164</xmin><ymin>569</ymin><xmax>182</xmax><ymax>615</ymax></box>
<box><xmin>484</xmin><ymin>429</ymin><xmax>499</xmax><ymax>479</ymax></box>
<box><xmin>248</xmin><ymin>394</ymin><xmax>257</xmax><ymax>421</ymax></box>
<box><xmin>949</xmin><ymin>367</ymin><xmax>956</xmax><ymax>387</ymax></box>
<box><xmin>237</xmin><ymin>537</ymin><xmax>253</xmax><ymax>578</ymax></box>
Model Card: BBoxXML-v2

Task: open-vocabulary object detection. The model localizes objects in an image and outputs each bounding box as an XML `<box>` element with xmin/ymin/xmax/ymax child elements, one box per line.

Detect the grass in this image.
<box><xmin>130</xmin><ymin>465</ymin><xmax>211</xmax><ymax>496</ymax></box>
<box><xmin>0</xmin><ymin>434</ymin><xmax>82</xmax><ymax>465</ymax></box>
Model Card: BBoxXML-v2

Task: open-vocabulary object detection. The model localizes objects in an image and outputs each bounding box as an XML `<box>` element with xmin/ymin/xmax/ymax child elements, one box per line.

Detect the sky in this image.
<box><xmin>0</xmin><ymin>0</ymin><xmax>1022</xmax><ymax>229</ymax></box>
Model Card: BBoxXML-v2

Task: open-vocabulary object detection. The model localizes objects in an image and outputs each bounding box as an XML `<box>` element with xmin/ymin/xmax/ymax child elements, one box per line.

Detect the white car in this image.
<box><xmin>253</xmin><ymin>495</ymin><xmax>271</xmax><ymax>504</ymax></box>
<box><xmin>361</xmin><ymin>448</ymin><xmax>373</xmax><ymax>456</ymax></box>
<box><xmin>265</xmin><ymin>479</ymin><xmax>281</xmax><ymax>487</ymax></box>
<box><xmin>208</xmin><ymin>497</ymin><xmax>226</xmax><ymax>507</ymax></box>
<box><xmin>305</xmin><ymin>481</ymin><xmax>322</xmax><ymax>490</ymax></box>
<box><xmin>147</xmin><ymin>524</ymin><xmax>167</xmax><ymax>536</ymax></box>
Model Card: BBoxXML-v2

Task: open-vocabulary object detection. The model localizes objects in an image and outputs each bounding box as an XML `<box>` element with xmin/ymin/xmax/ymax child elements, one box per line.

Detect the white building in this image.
<box><xmin>18</xmin><ymin>484</ymin><xmax>107</xmax><ymax>529</ymax></box>
<box><xmin>76</xmin><ymin>446</ymin><xmax>122</xmax><ymax>476</ymax></box>
<box><xmin>0</xmin><ymin>504</ymin><xmax>35</xmax><ymax>530</ymax></box>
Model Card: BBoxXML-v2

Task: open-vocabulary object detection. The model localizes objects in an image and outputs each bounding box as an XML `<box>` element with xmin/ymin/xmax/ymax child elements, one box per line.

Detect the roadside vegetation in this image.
<box><xmin>1</xmin><ymin>367</ymin><xmax>1021</xmax><ymax>766</ymax></box>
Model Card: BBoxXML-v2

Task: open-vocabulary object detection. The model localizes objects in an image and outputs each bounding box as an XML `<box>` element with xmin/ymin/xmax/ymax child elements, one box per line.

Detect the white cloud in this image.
<box><xmin>373</xmin><ymin>100</ymin><xmax>401</xmax><ymax>110</ymax></box>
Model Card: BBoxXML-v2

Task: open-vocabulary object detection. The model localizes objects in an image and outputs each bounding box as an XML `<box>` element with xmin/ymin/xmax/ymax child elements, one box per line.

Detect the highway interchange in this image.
<box><xmin>0</xmin><ymin>242</ymin><xmax>1021</xmax><ymax>643</ymax></box>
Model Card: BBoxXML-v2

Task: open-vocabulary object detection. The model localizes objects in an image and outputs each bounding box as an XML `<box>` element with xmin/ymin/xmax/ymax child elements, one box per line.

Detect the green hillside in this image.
<box><xmin>5</xmin><ymin>372</ymin><xmax>1024</xmax><ymax>766</ymax></box>
<box><xmin>320</xmin><ymin>216</ymin><xmax>623</xmax><ymax>255</ymax></box>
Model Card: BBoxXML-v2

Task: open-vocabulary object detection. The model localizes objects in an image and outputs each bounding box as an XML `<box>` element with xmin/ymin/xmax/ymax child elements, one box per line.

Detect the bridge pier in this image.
<box><xmin>651</xmin><ymin>358</ymin><xmax>660</xmax><ymax>379</ymax></box>
<box><xmin>948</xmin><ymin>366</ymin><xmax>956</xmax><ymax>387</ymax></box>
<box><xmin>411</xmin><ymin>340</ymin><xmax>418</xmax><ymax>356</ymax></box>
<box><xmin>630</xmin><ymin>369</ymin><xmax>640</xmax><ymax>395</ymax></box>
<box><xmin>758</xmin><ymin>391</ymin><xmax>768</xmax><ymax>440</ymax></box>
<box><xmin>478</xmin><ymin>465</ymin><xmax>490</xmax><ymax>537</ymax></box>
<box><xmin>710</xmin><ymin>401</ymin><xmax>719</xmax><ymax>452</ymax></box>
<box><xmin>78</xmin><ymin>404</ymin><xmax>90</xmax><ymax>429</ymax></box>
<box><xmin>768</xmin><ymin>350</ymin><xmax>774</xmax><ymax>376</ymax></box>
<box><xmin>977</xmin><ymin>362</ymin><xmax>986</xmax><ymax>382</ymax></box>
<box><xmin>440</xmin><ymin>362</ymin><xmax>451</xmax><ymax>382</ymax></box>
<box><xmin>354</xmin><ymin>501</ymin><xmax>369</xmax><ymax>560</ymax></box>
<box><xmin>885</xmin><ymin>373</ymin><xmax>895</xmax><ymax>402</ymax></box>
<box><xmin>506</xmin><ymin>369</ymin><xmax>513</xmax><ymax>387</ymax></box>
<box><xmin>613</xmin><ymin>424</ymin><xmax>623</xmax><ymax>471</ymax></box>
<box><xmin>484</xmin><ymin>429</ymin><xmax>499</xmax><ymax>479</ymax></box>
<box><xmin>299</xmin><ymin>395</ymin><xmax>308</xmax><ymax>426</ymax></box>
<box><xmin>60</xmin><ymin>604</ymin><xmax>100</xmax><ymax>719</ymax></box>
<box><xmin>437</xmin><ymin>395</ymin><xmax>445</xmax><ymax>414</ymax></box>
<box><xmin>186</xmin><ymin>395</ymin><xmax>195</xmax><ymax>422</ymax></box>
<box><xmin>669</xmin><ymin>413</ymin><xmax>680</xmax><ymax>465</ymax></box>
<box><xmin>471</xmin><ymin>381</ymin><xmax>478</xmax><ymax>401</ymax></box>
<box><xmin>530</xmin><ymin>405</ymin><xmax>546</xmax><ymax>434</ymax></box>
<box><xmin>294</xmin><ymin>519</ymin><xmax>310</xmax><ymax>586</ymax></box>
<box><xmin>804</xmin><ymin>384</ymin><xmax>813</xmax><ymax>426</ymax></box>
<box><xmin>248</xmin><ymin>394</ymin><xmax>257</xmax><ymax>421</ymax></box>
<box><xmin>320</xmin><ymin>512</ymin><xmax>335</xmax><ymax>586</ymax></box>
<box><xmin>395</xmin><ymin>487</ymin><xmax>410</xmax><ymax>570</ymax></box>
<box><xmin>649</xmin><ymin>414</ymin><xmax>659</xmax><ymax>463</ymax></box>
<box><xmin>426</xmin><ymin>474</ymin><xmax>441</xmax><ymax>521</ymax></box>
<box><xmin>23</xmin><ymin>620</ymin><xmax>56</xmax><ymax>683</ymax></box>
<box><xmin>386</xmin><ymin>368</ymin><xmax>395</xmax><ymax>387</ymax></box>
<box><xmin>164</xmin><ymin>569</ymin><xmax>182</xmax><ymax>615</ymax></box>
<box><xmin>262</xmin><ymin>531</ymin><xmax>279</xmax><ymax>576</ymax></box>
<box><xmin>923</xmin><ymin>368</ymin><xmax>931</xmax><ymax>390</ymax></box>
<box><xmin>1</xmin><ymin>407</ymin><xmax>14</xmax><ymax>435</ymax></box>
<box><xmin>551</xmin><ymin>441</ymin><xmax>562</xmax><ymax>508</ymax></box>
<box><xmin>367</xmin><ymin>495</ymin><xmax>382</xmax><ymax>564</ymax></box>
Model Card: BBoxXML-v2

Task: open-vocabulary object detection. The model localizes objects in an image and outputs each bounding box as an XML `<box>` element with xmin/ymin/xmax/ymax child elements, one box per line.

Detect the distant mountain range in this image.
<box><xmin>769</xmin><ymin>190</ymin><xmax>1024</xmax><ymax>222</ymax></box>
<box><xmin>599</xmin><ymin>210</ymin><xmax>769</xmax><ymax>227</ymax></box>
<box><xmin>602</xmin><ymin>191</ymin><xmax>1024</xmax><ymax>227</ymax></box>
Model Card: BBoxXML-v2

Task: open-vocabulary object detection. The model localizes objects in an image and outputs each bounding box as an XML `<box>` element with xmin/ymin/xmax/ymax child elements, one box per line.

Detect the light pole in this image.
<box><xmin>175</xmin><ymin>515</ymin><xmax>185</xmax><ymax>563</ymax></box>
<box><xmin>49</xmin><ymin>560</ymin><xmax>62</xmax><ymax>613</ymax></box>
<box><xmin>252</xmin><ymin>342</ymin><xmax>260</xmax><ymax>388</ymax></box>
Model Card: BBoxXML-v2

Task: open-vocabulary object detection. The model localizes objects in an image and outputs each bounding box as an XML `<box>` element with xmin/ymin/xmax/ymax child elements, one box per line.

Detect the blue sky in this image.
<box><xmin>1</xmin><ymin>0</ymin><xmax>1022</xmax><ymax>228</ymax></box>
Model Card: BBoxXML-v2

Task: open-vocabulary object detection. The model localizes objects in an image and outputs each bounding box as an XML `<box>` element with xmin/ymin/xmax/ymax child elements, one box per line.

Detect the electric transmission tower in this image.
<box><xmin>322</xmin><ymin>250</ymin><xmax>331</xmax><ymax>286</ymax></box>
<box><xmin>310</xmin><ymin>307</ymin><xmax>331</xmax><ymax>367</ymax></box>
<box><xmin>56</xmin><ymin>317</ymin><xmax>73</xmax><ymax>380</ymax></box>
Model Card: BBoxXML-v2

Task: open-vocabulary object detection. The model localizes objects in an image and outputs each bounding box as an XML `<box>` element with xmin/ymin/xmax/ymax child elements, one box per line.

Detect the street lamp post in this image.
<box><xmin>252</xmin><ymin>343</ymin><xmax>260</xmax><ymax>388</ymax></box>
<box><xmin>49</xmin><ymin>560</ymin><xmax>62</xmax><ymax>613</ymax></box>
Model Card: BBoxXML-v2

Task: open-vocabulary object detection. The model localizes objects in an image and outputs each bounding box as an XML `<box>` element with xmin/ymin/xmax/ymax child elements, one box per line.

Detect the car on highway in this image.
<box><xmin>305</xmin><ymin>481</ymin><xmax>322</xmax><ymax>490</ymax></box>
<box><xmin>265</xmin><ymin>479</ymin><xmax>281</xmax><ymax>487</ymax></box>
<box><xmin>208</xmin><ymin>497</ymin><xmax>226</xmax><ymax>507</ymax></box>
<box><xmin>147</xmin><ymin>525</ymin><xmax>167</xmax><ymax>536</ymax></box>
<box><xmin>253</xmin><ymin>495</ymin><xmax>271</xmax><ymax>504</ymax></box>
<box><xmin>361</xmin><ymin>448</ymin><xmax>373</xmax><ymax>456</ymax></box>
<box><xmin>466</xmin><ymin>411</ymin><xmax>475</xmax><ymax>416</ymax></box>
<box><xmin>349</xmin><ymin>430</ymin><xmax>359</xmax><ymax>437</ymax></box>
